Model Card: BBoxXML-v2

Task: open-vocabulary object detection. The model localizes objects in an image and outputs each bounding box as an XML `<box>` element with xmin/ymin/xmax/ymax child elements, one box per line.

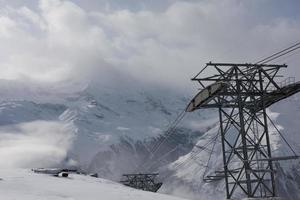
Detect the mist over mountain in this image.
<box><xmin>0</xmin><ymin>0</ymin><xmax>299</xmax><ymax>199</ymax></box>
<box><xmin>0</xmin><ymin>69</ymin><xmax>216</xmax><ymax>175</ymax></box>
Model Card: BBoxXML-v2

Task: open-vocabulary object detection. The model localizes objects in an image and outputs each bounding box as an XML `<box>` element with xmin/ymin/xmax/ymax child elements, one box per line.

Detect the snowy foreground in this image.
<box><xmin>0</xmin><ymin>169</ymin><xmax>188</xmax><ymax>200</ymax></box>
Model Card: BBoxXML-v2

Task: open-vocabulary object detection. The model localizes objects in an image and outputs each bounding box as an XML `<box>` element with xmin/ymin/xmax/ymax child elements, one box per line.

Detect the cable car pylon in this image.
<box><xmin>187</xmin><ymin>62</ymin><xmax>300</xmax><ymax>199</ymax></box>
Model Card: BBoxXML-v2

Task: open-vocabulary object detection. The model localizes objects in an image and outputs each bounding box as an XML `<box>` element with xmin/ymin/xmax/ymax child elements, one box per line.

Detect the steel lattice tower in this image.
<box><xmin>187</xmin><ymin>62</ymin><xmax>300</xmax><ymax>199</ymax></box>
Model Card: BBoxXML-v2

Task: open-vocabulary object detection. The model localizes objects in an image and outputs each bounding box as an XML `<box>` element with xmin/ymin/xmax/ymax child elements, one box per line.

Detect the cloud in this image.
<box><xmin>0</xmin><ymin>0</ymin><xmax>299</xmax><ymax>91</ymax></box>
<box><xmin>0</xmin><ymin>120</ymin><xmax>74</xmax><ymax>168</ymax></box>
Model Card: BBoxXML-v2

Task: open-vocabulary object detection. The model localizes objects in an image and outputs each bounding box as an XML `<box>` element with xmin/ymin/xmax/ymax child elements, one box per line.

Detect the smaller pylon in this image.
<box><xmin>120</xmin><ymin>173</ymin><xmax>163</xmax><ymax>192</ymax></box>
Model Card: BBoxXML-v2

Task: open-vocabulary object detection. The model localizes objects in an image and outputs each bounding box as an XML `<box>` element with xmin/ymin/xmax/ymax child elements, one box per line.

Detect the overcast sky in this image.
<box><xmin>0</xmin><ymin>0</ymin><xmax>299</xmax><ymax>91</ymax></box>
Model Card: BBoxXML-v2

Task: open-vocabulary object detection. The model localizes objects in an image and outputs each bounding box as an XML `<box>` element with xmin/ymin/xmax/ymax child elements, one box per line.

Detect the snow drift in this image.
<box><xmin>0</xmin><ymin>169</ymin><xmax>187</xmax><ymax>200</ymax></box>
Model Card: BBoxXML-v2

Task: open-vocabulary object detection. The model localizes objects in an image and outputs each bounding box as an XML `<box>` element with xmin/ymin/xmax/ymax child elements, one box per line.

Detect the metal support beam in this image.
<box><xmin>187</xmin><ymin>62</ymin><xmax>299</xmax><ymax>199</ymax></box>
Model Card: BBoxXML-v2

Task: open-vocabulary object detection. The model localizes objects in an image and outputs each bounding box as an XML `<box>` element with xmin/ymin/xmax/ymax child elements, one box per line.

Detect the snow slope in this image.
<box><xmin>0</xmin><ymin>169</ymin><xmax>188</xmax><ymax>200</ymax></box>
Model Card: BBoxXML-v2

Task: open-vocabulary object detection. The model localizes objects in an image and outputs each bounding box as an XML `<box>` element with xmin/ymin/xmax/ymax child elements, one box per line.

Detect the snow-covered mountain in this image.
<box><xmin>0</xmin><ymin>76</ymin><xmax>217</xmax><ymax>180</ymax></box>
<box><xmin>0</xmin><ymin>74</ymin><xmax>299</xmax><ymax>200</ymax></box>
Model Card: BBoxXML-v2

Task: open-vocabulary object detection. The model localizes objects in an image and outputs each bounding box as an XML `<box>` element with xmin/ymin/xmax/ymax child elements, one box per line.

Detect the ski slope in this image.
<box><xmin>0</xmin><ymin>169</ymin><xmax>188</xmax><ymax>200</ymax></box>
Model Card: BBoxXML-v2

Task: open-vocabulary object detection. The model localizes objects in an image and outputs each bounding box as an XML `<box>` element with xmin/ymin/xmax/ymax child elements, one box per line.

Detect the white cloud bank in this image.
<box><xmin>0</xmin><ymin>0</ymin><xmax>299</xmax><ymax>90</ymax></box>
<box><xmin>0</xmin><ymin>120</ymin><xmax>74</xmax><ymax>168</ymax></box>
